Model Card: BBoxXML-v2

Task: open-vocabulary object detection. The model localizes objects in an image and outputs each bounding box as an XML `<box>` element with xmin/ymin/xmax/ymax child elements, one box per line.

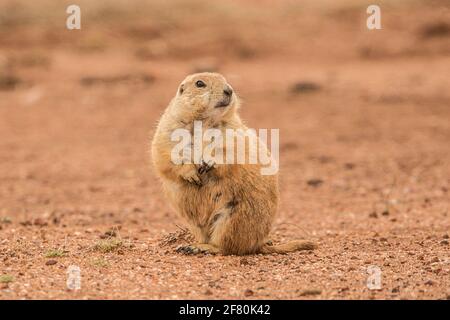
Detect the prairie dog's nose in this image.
<box><xmin>223</xmin><ymin>86</ymin><xmax>233</xmax><ymax>97</ymax></box>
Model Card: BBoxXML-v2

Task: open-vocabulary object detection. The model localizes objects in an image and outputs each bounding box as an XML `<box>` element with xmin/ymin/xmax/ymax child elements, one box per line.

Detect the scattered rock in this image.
<box><xmin>424</xmin><ymin>280</ymin><xmax>435</xmax><ymax>286</ymax></box>
<box><xmin>0</xmin><ymin>74</ymin><xmax>21</xmax><ymax>91</ymax></box>
<box><xmin>299</xmin><ymin>289</ymin><xmax>322</xmax><ymax>296</ymax></box>
<box><xmin>105</xmin><ymin>230</ymin><xmax>117</xmax><ymax>237</ymax></box>
<box><xmin>45</xmin><ymin>260</ymin><xmax>57</xmax><ymax>266</ymax></box>
<box><xmin>420</xmin><ymin>22</ymin><xmax>450</xmax><ymax>38</ymax></box>
<box><xmin>315</xmin><ymin>155</ymin><xmax>333</xmax><ymax>163</ymax></box>
<box><xmin>392</xmin><ymin>287</ymin><xmax>400</xmax><ymax>293</ymax></box>
<box><xmin>240</xmin><ymin>258</ymin><xmax>250</xmax><ymax>266</ymax></box>
<box><xmin>290</xmin><ymin>81</ymin><xmax>321</xmax><ymax>94</ymax></box>
<box><xmin>280</xmin><ymin>142</ymin><xmax>298</xmax><ymax>151</ymax></box>
<box><xmin>33</xmin><ymin>218</ymin><xmax>48</xmax><ymax>227</ymax></box>
<box><xmin>235</xmin><ymin>44</ymin><xmax>256</xmax><ymax>59</ymax></box>
<box><xmin>244</xmin><ymin>289</ymin><xmax>254</xmax><ymax>297</ymax></box>
<box><xmin>205</xmin><ymin>289</ymin><xmax>213</xmax><ymax>296</ymax></box>
<box><xmin>20</xmin><ymin>220</ymin><xmax>32</xmax><ymax>227</ymax></box>
<box><xmin>381</xmin><ymin>210</ymin><xmax>389</xmax><ymax>216</ymax></box>
<box><xmin>369</xmin><ymin>211</ymin><xmax>378</xmax><ymax>218</ymax></box>
<box><xmin>344</xmin><ymin>163</ymin><xmax>356</xmax><ymax>170</ymax></box>
<box><xmin>440</xmin><ymin>240</ymin><xmax>449</xmax><ymax>245</ymax></box>
<box><xmin>306</xmin><ymin>179</ymin><xmax>324</xmax><ymax>187</ymax></box>
<box><xmin>100</xmin><ymin>229</ymin><xmax>117</xmax><ymax>239</ymax></box>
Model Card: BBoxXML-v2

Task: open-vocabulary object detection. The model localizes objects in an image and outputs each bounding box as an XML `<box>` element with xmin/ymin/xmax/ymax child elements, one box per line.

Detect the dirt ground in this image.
<box><xmin>0</xmin><ymin>0</ymin><xmax>449</xmax><ymax>299</ymax></box>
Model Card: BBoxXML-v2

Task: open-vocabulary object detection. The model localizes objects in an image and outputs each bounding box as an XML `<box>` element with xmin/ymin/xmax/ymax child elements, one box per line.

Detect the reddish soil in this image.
<box><xmin>0</xmin><ymin>0</ymin><xmax>449</xmax><ymax>299</ymax></box>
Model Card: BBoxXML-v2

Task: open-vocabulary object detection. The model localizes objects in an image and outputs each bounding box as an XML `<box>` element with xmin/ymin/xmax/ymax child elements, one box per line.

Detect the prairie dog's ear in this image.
<box><xmin>178</xmin><ymin>83</ymin><xmax>185</xmax><ymax>95</ymax></box>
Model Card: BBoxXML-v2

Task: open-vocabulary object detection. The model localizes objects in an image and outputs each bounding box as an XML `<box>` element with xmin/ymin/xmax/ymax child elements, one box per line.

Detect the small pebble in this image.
<box><xmin>244</xmin><ymin>289</ymin><xmax>254</xmax><ymax>297</ymax></box>
<box><xmin>205</xmin><ymin>289</ymin><xmax>213</xmax><ymax>296</ymax></box>
<box><xmin>306</xmin><ymin>179</ymin><xmax>323</xmax><ymax>187</ymax></box>
<box><xmin>369</xmin><ymin>212</ymin><xmax>378</xmax><ymax>218</ymax></box>
<box><xmin>299</xmin><ymin>289</ymin><xmax>322</xmax><ymax>296</ymax></box>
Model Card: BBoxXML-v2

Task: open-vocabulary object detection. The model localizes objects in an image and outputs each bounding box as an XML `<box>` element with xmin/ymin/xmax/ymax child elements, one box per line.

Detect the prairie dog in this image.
<box><xmin>151</xmin><ymin>72</ymin><xmax>316</xmax><ymax>255</ymax></box>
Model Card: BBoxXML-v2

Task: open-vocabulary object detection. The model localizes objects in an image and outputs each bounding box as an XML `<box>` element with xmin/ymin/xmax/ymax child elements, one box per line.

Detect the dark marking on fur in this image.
<box><xmin>208</xmin><ymin>211</ymin><xmax>224</xmax><ymax>237</ymax></box>
<box><xmin>213</xmin><ymin>192</ymin><xmax>222</xmax><ymax>202</ymax></box>
<box><xmin>210</xmin><ymin>212</ymin><xmax>222</xmax><ymax>225</ymax></box>
<box><xmin>226</xmin><ymin>197</ymin><xmax>238</xmax><ymax>209</ymax></box>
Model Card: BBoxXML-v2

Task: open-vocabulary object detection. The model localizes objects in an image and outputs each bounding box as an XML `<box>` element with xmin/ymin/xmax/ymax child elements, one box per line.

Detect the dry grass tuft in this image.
<box><xmin>91</xmin><ymin>257</ymin><xmax>110</xmax><ymax>268</ymax></box>
<box><xmin>44</xmin><ymin>249</ymin><xmax>66</xmax><ymax>258</ymax></box>
<box><xmin>93</xmin><ymin>238</ymin><xmax>124</xmax><ymax>253</ymax></box>
<box><xmin>159</xmin><ymin>225</ymin><xmax>194</xmax><ymax>247</ymax></box>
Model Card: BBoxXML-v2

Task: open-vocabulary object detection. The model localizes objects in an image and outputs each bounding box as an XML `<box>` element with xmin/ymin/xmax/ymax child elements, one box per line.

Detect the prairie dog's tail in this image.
<box><xmin>258</xmin><ymin>240</ymin><xmax>317</xmax><ymax>254</ymax></box>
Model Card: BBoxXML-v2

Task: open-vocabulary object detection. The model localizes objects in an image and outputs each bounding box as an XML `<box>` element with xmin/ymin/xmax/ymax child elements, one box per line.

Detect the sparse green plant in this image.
<box><xmin>0</xmin><ymin>217</ymin><xmax>12</xmax><ymax>224</ymax></box>
<box><xmin>94</xmin><ymin>238</ymin><xmax>123</xmax><ymax>253</ymax></box>
<box><xmin>0</xmin><ymin>275</ymin><xmax>13</xmax><ymax>283</ymax></box>
<box><xmin>45</xmin><ymin>248</ymin><xmax>66</xmax><ymax>258</ymax></box>
<box><xmin>91</xmin><ymin>257</ymin><xmax>109</xmax><ymax>268</ymax></box>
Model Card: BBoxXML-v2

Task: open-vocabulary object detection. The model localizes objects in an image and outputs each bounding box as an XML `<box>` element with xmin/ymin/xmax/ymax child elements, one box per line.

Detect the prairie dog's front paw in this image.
<box><xmin>198</xmin><ymin>159</ymin><xmax>215</xmax><ymax>175</ymax></box>
<box><xmin>179</xmin><ymin>166</ymin><xmax>202</xmax><ymax>186</ymax></box>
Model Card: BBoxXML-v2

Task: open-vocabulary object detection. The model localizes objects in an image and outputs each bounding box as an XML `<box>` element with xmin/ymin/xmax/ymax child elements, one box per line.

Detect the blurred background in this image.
<box><xmin>0</xmin><ymin>0</ymin><xmax>449</xmax><ymax>299</ymax></box>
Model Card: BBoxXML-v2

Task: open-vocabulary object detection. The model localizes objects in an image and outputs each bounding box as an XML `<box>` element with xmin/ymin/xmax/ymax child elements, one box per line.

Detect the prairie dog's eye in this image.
<box><xmin>195</xmin><ymin>80</ymin><xmax>206</xmax><ymax>88</ymax></box>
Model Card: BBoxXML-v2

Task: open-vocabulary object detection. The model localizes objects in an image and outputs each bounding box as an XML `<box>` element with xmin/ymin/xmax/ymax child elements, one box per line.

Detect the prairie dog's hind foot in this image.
<box><xmin>176</xmin><ymin>243</ymin><xmax>220</xmax><ymax>255</ymax></box>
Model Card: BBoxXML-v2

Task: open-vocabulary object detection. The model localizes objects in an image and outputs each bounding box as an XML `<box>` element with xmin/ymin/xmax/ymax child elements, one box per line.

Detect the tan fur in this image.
<box><xmin>151</xmin><ymin>72</ymin><xmax>316</xmax><ymax>255</ymax></box>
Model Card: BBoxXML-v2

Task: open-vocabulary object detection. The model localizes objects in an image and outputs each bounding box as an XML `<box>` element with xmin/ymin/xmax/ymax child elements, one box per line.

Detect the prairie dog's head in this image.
<box><xmin>172</xmin><ymin>72</ymin><xmax>238</xmax><ymax>122</ymax></box>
